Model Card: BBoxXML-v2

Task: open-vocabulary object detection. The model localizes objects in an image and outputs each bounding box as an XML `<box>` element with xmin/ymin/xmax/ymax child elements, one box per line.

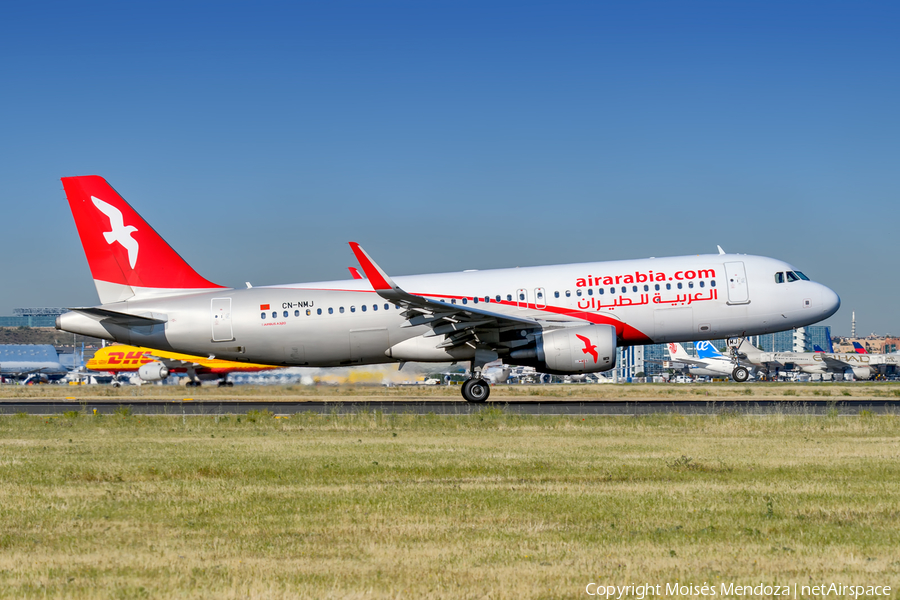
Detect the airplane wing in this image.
<box><xmin>349</xmin><ymin>242</ymin><xmax>542</xmax><ymax>351</ymax></box>
<box><xmin>818</xmin><ymin>355</ymin><xmax>854</xmax><ymax>371</ymax></box>
<box><xmin>143</xmin><ymin>352</ymin><xmax>205</xmax><ymax>372</ymax></box>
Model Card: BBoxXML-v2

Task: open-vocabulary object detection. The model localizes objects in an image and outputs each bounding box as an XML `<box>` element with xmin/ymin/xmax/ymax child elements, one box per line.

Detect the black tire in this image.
<box><xmin>461</xmin><ymin>378</ymin><xmax>491</xmax><ymax>403</ymax></box>
<box><xmin>732</xmin><ymin>366</ymin><xmax>750</xmax><ymax>383</ymax></box>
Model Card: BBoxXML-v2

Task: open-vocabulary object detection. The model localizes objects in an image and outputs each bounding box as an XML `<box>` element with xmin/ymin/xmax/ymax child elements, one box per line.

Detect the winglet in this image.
<box><xmin>348</xmin><ymin>243</ymin><xmax>397</xmax><ymax>292</ymax></box>
<box><xmin>717</xmin><ymin>245</ymin><xmax>726</xmax><ymax>255</ymax></box>
<box><xmin>348</xmin><ymin>267</ymin><xmax>364</xmax><ymax>280</ymax></box>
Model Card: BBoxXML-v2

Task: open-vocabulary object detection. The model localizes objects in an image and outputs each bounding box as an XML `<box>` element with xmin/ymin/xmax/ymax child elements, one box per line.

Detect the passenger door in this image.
<box><xmin>211</xmin><ymin>298</ymin><xmax>234</xmax><ymax>342</ymax></box>
<box><xmin>723</xmin><ymin>261</ymin><xmax>750</xmax><ymax>305</ymax></box>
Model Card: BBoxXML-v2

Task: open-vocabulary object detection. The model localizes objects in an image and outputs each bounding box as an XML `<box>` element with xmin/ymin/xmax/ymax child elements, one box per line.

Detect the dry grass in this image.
<box><xmin>0</xmin><ymin>410</ymin><xmax>899</xmax><ymax>598</ymax></box>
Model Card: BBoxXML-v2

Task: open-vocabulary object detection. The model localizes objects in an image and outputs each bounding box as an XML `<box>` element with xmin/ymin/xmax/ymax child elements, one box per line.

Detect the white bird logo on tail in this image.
<box><xmin>91</xmin><ymin>196</ymin><xmax>139</xmax><ymax>269</ymax></box>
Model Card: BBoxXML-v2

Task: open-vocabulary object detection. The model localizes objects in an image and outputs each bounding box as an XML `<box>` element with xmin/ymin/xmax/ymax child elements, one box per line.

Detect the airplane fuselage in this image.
<box><xmin>59</xmin><ymin>253</ymin><xmax>840</xmax><ymax>368</ymax></box>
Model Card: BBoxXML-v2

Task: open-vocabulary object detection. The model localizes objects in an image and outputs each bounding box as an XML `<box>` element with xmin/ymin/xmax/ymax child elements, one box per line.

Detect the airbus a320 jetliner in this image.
<box><xmin>56</xmin><ymin>176</ymin><xmax>841</xmax><ymax>402</ymax></box>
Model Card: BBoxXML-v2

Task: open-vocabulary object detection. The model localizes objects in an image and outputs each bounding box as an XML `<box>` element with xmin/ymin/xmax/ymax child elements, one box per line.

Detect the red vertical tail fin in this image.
<box><xmin>61</xmin><ymin>176</ymin><xmax>225</xmax><ymax>304</ymax></box>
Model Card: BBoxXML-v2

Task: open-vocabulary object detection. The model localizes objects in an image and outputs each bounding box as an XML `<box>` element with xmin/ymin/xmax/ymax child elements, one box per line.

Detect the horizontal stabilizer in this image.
<box><xmin>68</xmin><ymin>307</ymin><xmax>167</xmax><ymax>326</ymax></box>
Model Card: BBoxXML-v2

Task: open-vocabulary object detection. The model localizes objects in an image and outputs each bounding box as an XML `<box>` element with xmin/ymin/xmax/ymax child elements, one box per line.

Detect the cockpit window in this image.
<box><xmin>794</xmin><ymin>271</ymin><xmax>810</xmax><ymax>281</ymax></box>
<box><xmin>786</xmin><ymin>271</ymin><xmax>799</xmax><ymax>282</ymax></box>
<box><xmin>775</xmin><ymin>272</ymin><xmax>784</xmax><ymax>284</ymax></box>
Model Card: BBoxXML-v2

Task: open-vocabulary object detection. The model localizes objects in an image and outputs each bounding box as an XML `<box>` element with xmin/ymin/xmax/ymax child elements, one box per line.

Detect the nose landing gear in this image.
<box><xmin>732</xmin><ymin>366</ymin><xmax>750</xmax><ymax>383</ymax></box>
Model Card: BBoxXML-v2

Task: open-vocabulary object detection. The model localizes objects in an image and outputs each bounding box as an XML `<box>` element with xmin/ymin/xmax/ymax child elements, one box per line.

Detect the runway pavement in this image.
<box><xmin>1</xmin><ymin>399</ymin><xmax>897</xmax><ymax>416</ymax></box>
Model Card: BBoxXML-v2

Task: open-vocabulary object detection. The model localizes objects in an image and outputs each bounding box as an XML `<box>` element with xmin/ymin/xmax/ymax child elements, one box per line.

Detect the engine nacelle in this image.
<box><xmin>537</xmin><ymin>324</ymin><xmax>616</xmax><ymax>373</ymax></box>
<box><xmin>138</xmin><ymin>361</ymin><xmax>170</xmax><ymax>382</ymax></box>
<box><xmin>851</xmin><ymin>367</ymin><xmax>873</xmax><ymax>380</ymax></box>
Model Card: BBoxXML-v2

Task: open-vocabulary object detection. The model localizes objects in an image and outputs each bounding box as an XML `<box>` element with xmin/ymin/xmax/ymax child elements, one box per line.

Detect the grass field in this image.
<box><xmin>1</xmin><ymin>409</ymin><xmax>899</xmax><ymax>599</ymax></box>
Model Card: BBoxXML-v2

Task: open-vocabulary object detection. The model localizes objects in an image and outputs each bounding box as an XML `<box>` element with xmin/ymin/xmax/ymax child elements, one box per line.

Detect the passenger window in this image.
<box><xmin>537</xmin><ymin>291</ymin><xmax>543</xmax><ymax>299</ymax></box>
<box><xmin>306</xmin><ymin>309</ymin><xmax>311</xmax><ymax>316</ymax></box>
<box><xmin>666</xmin><ymin>283</ymin><xmax>671</xmax><ymax>290</ymax></box>
<box><xmin>587</xmin><ymin>289</ymin><xmax>593</xmax><ymax>295</ymax></box>
<box><xmin>272</xmin><ymin>312</ymin><xmax>277</xmax><ymax>318</ymax></box>
<box><xmin>699</xmin><ymin>281</ymin><xmax>705</xmax><ymax>288</ymax></box>
<box><xmin>283</xmin><ymin>311</ymin><xmax>289</xmax><ymax>318</ymax></box>
<box><xmin>599</xmin><ymin>288</ymin><xmax>604</xmax><ymax>295</ymax></box>
<box><xmin>775</xmin><ymin>272</ymin><xmax>784</xmax><ymax>284</ymax></box>
<box><xmin>384</xmin><ymin>304</ymin><xmax>390</xmax><ymax>310</ymax></box>
<box><xmin>473</xmin><ymin>297</ymin><xmax>478</xmax><ymax>304</ymax></box>
<box><xmin>655</xmin><ymin>284</ymin><xmax>660</xmax><ymax>291</ymax></box>
<box><xmin>609</xmin><ymin>288</ymin><xmax>615</xmax><ymax>294</ymax></box>
<box><xmin>496</xmin><ymin>295</ymin><xmax>502</xmax><ymax>302</ymax></box>
<box><xmin>260</xmin><ymin>312</ymin><xmax>266</xmax><ymax>319</ymax></box>
<box><xmin>677</xmin><ymin>283</ymin><xmax>682</xmax><ymax>289</ymax></box>
<box><xmin>688</xmin><ymin>282</ymin><xmax>694</xmax><ymax>289</ymax></box>
<box><xmin>350</xmin><ymin>306</ymin><xmax>356</xmax><ymax>313</ymax></box>
<box><xmin>484</xmin><ymin>296</ymin><xmax>490</xmax><ymax>303</ymax></box>
<box><xmin>328</xmin><ymin>308</ymin><xmax>333</xmax><ymax>314</ymax></box>
<box><xmin>462</xmin><ymin>298</ymin><xmax>467</xmax><ymax>305</ymax></box>
<box><xmin>507</xmin><ymin>294</ymin><xmax>513</xmax><ymax>302</ymax></box>
<box><xmin>519</xmin><ymin>293</ymin><xmax>526</xmax><ymax>301</ymax></box>
<box><xmin>373</xmin><ymin>304</ymin><xmax>377</xmax><ymax>311</ymax></box>
<box><xmin>317</xmin><ymin>308</ymin><xmax>322</xmax><ymax>315</ymax></box>
<box><xmin>621</xmin><ymin>287</ymin><xmax>626</xmax><ymax>293</ymax></box>
<box><xmin>361</xmin><ymin>305</ymin><xmax>367</xmax><ymax>312</ymax></box>
<box><xmin>710</xmin><ymin>280</ymin><xmax>716</xmax><ymax>287</ymax></box>
<box><xmin>451</xmin><ymin>299</ymin><xmax>456</xmax><ymax>305</ymax></box>
<box><xmin>554</xmin><ymin>291</ymin><xmax>559</xmax><ymax>298</ymax></box>
<box><xmin>786</xmin><ymin>271</ymin><xmax>799</xmax><ymax>282</ymax></box>
<box><xmin>339</xmin><ymin>307</ymin><xmax>345</xmax><ymax>313</ymax></box>
<box><xmin>644</xmin><ymin>285</ymin><xmax>649</xmax><ymax>292</ymax></box>
<box><xmin>565</xmin><ymin>291</ymin><xmax>571</xmax><ymax>297</ymax></box>
<box><xmin>632</xmin><ymin>286</ymin><xmax>637</xmax><ymax>292</ymax></box>
<box><xmin>294</xmin><ymin>310</ymin><xmax>300</xmax><ymax>317</ymax></box>
<box><xmin>576</xmin><ymin>290</ymin><xmax>582</xmax><ymax>297</ymax></box>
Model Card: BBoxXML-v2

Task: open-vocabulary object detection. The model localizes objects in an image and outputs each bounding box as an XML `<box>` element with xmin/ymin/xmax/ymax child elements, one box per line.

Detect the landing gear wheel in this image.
<box><xmin>461</xmin><ymin>378</ymin><xmax>490</xmax><ymax>403</ymax></box>
<box><xmin>732</xmin><ymin>366</ymin><xmax>750</xmax><ymax>383</ymax></box>
<box><xmin>217</xmin><ymin>381</ymin><xmax>233</xmax><ymax>387</ymax></box>
<box><xmin>186</xmin><ymin>381</ymin><xmax>202</xmax><ymax>387</ymax></box>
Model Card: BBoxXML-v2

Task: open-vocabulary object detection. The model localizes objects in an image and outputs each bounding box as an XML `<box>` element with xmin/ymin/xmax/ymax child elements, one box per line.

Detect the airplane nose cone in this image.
<box><xmin>820</xmin><ymin>285</ymin><xmax>840</xmax><ymax>318</ymax></box>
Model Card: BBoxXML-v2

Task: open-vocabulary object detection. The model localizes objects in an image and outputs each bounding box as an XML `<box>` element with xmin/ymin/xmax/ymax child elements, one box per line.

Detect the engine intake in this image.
<box><xmin>138</xmin><ymin>361</ymin><xmax>170</xmax><ymax>382</ymax></box>
<box><xmin>535</xmin><ymin>324</ymin><xmax>617</xmax><ymax>373</ymax></box>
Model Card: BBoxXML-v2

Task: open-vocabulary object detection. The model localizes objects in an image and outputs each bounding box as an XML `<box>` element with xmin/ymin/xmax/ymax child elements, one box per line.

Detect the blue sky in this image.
<box><xmin>1</xmin><ymin>1</ymin><xmax>897</xmax><ymax>336</ymax></box>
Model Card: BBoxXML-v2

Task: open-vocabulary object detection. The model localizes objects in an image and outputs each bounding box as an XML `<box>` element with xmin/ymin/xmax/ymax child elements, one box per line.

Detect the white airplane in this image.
<box><xmin>733</xmin><ymin>340</ymin><xmax>897</xmax><ymax>381</ymax></box>
<box><xmin>665</xmin><ymin>341</ymin><xmax>744</xmax><ymax>380</ymax></box>
<box><xmin>55</xmin><ymin>176</ymin><xmax>841</xmax><ymax>402</ymax></box>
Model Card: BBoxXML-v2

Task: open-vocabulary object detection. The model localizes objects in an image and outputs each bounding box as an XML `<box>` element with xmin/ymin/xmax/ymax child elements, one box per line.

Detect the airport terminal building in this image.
<box><xmin>0</xmin><ymin>308</ymin><xmax>67</xmax><ymax>328</ymax></box>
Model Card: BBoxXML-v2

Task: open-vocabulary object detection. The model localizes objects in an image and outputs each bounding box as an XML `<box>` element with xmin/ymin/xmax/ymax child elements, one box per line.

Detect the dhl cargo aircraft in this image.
<box><xmin>87</xmin><ymin>344</ymin><xmax>280</xmax><ymax>386</ymax></box>
<box><xmin>56</xmin><ymin>176</ymin><xmax>841</xmax><ymax>402</ymax></box>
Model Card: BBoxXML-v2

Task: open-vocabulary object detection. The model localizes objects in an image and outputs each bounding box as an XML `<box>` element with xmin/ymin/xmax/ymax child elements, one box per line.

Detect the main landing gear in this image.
<box><xmin>460</xmin><ymin>351</ymin><xmax>495</xmax><ymax>403</ymax></box>
<box><xmin>461</xmin><ymin>378</ymin><xmax>490</xmax><ymax>403</ymax></box>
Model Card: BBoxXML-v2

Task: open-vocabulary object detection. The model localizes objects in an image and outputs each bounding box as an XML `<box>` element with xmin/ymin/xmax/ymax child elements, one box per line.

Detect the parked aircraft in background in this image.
<box><xmin>852</xmin><ymin>342</ymin><xmax>868</xmax><ymax>354</ymax></box>
<box><xmin>0</xmin><ymin>345</ymin><xmax>69</xmax><ymax>383</ymax></box>
<box><xmin>664</xmin><ymin>341</ymin><xmax>744</xmax><ymax>380</ymax></box>
<box><xmin>56</xmin><ymin>175</ymin><xmax>841</xmax><ymax>401</ymax></box>
<box><xmin>87</xmin><ymin>344</ymin><xmax>279</xmax><ymax>386</ymax></box>
<box><xmin>733</xmin><ymin>340</ymin><xmax>898</xmax><ymax>380</ymax></box>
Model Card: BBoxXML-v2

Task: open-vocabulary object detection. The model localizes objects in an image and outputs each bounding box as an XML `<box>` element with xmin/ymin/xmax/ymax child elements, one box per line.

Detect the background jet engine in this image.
<box><xmin>850</xmin><ymin>366</ymin><xmax>873</xmax><ymax>380</ymax></box>
<box><xmin>536</xmin><ymin>324</ymin><xmax>617</xmax><ymax>373</ymax></box>
<box><xmin>138</xmin><ymin>362</ymin><xmax>170</xmax><ymax>382</ymax></box>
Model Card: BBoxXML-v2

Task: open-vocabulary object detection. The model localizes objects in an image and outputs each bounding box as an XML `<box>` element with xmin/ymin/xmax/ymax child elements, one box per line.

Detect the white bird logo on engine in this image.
<box><xmin>91</xmin><ymin>196</ymin><xmax>139</xmax><ymax>269</ymax></box>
